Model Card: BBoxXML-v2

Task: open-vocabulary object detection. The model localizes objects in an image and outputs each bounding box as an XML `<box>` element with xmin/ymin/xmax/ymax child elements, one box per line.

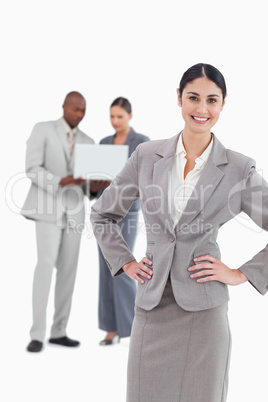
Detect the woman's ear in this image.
<box><xmin>221</xmin><ymin>94</ymin><xmax>227</xmax><ymax>111</ymax></box>
<box><xmin>177</xmin><ymin>88</ymin><xmax>182</xmax><ymax>107</ymax></box>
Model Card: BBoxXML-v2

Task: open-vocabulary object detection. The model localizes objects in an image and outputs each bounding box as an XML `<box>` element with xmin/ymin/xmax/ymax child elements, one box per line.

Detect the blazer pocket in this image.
<box><xmin>193</xmin><ymin>248</ymin><xmax>221</xmax><ymax>262</ymax></box>
<box><xmin>147</xmin><ymin>241</ymin><xmax>155</xmax><ymax>246</ymax></box>
<box><xmin>145</xmin><ymin>240</ymin><xmax>155</xmax><ymax>262</ymax></box>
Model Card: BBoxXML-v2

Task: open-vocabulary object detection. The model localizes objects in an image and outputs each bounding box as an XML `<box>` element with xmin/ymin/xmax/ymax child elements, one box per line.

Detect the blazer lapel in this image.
<box><xmin>124</xmin><ymin>127</ymin><xmax>136</xmax><ymax>144</ymax></box>
<box><xmin>152</xmin><ymin>133</ymin><xmax>180</xmax><ymax>228</ymax></box>
<box><xmin>175</xmin><ymin>134</ymin><xmax>228</xmax><ymax>232</ymax></box>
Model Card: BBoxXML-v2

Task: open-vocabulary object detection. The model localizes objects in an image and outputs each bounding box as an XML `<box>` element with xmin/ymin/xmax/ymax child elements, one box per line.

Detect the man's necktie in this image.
<box><xmin>67</xmin><ymin>130</ymin><xmax>75</xmax><ymax>157</ymax></box>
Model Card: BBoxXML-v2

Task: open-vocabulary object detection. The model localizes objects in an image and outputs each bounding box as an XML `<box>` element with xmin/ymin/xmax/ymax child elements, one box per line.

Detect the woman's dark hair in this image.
<box><xmin>179</xmin><ymin>63</ymin><xmax>227</xmax><ymax>101</ymax></box>
<box><xmin>110</xmin><ymin>97</ymin><xmax>132</xmax><ymax>114</ymax></box>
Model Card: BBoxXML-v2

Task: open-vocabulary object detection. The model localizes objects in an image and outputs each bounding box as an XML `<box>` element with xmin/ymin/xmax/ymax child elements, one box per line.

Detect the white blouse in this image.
<box><xmin>168</xmin><ymin>134</ymin><xmax>213</xmax><ymax>227</ymax></box>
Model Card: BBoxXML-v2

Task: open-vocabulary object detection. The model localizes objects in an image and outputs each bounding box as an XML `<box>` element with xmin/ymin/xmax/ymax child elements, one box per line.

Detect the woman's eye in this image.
<box><xmin>189</xmin><ymin>96</ymin><xmax>198</xmax><ymax>101</ymax></box>
<box><xmin>208</xmin><ymin>98</ymin><xmax>217</xmax><ymax>103</ymax></box>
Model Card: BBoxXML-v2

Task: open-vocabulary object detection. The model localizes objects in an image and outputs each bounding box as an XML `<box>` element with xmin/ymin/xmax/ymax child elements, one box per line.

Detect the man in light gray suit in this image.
<box><xmin>22</xmin><ymin>92</ymin><xmax>107</xmax><ymax>352</ymax></box>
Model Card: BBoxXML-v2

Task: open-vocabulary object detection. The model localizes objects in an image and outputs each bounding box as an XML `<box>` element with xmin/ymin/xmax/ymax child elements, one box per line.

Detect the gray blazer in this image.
<box><xmin>99</xmin><ymin>127</ymin><xmax>150</xmax><ymax>211</ymax></box>
<box><xmin>100</xmin><ymin>127</ymin><xmax>149</xmax><ymax>155</ymax></box>
<box><xmin>91</xmin><ymin>132</ymin><xmax>268</xmax><ymax>312</ymax></box>
<box><xmin>21</xmin><ymin>118</ymin><xmax>94</xmax><ymax>224</ymax></box>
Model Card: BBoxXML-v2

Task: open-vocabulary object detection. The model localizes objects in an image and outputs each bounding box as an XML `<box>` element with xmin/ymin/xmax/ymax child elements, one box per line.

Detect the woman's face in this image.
<box><xmin>177</xmin><ymin>76</ymin><xmax>226</xmax><ymax>136</ymax></box>
<box><xmin>110</xmin><ymin>106</ymin><xmax>132</xmax><ymax>132</ymax></box>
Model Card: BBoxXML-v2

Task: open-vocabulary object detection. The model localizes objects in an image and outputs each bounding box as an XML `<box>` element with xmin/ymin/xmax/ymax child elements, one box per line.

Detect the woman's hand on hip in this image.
<box><xmin>123</xmin><ymin>258</ymin><xmax>153</xmax><ymax>284</ymax></box>
<box><xmin>188</xmin><ymin>255</ymin><xmax>248</xmax><ymax>286</ymax></box>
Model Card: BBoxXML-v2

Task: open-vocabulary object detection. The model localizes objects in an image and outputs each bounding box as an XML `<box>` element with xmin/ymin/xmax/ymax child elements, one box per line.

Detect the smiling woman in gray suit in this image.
<box><xmin>91</xmin><ymin>64</ymin><xmax>268</xmax><ymax>401</ymax></box>
<box><xmin>97</xmin><ymin>97</ymin><xmax>150</xmax><ymax>346</ymax></box>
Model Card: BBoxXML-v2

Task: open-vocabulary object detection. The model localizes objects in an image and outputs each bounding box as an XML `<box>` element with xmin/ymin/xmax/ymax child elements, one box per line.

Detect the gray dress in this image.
<box><xmin>98</xmin><ymin>128</ymin><xmax>150</xmax><ymax>338</ymax></box>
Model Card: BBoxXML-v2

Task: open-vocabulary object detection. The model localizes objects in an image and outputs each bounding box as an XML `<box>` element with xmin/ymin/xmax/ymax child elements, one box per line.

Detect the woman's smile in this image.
<box><xmin>191</xmin><ymin>116</ymin><xmax>210</xmax><ymax>124</ymax></box>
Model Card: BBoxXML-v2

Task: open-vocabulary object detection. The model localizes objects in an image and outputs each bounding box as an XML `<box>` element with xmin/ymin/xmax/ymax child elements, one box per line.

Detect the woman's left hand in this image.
<box><xmin>188</xmin><ymin>255</ymin><xmax>248</xmax><ymax>286</ymax></box>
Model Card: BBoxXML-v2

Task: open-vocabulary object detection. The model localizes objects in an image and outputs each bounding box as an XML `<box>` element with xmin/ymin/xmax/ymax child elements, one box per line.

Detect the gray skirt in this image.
<box><xmin>127</xmin><ymin>278</ymin><xmax>231</xmax><ymax>402</ymax></box>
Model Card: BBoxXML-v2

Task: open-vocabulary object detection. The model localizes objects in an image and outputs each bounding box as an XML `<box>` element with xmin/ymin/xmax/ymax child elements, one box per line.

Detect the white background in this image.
<box><xmin>2</xmin><ymin>1</ymin><xmax>268</xmax><ymax>401</ymax></box>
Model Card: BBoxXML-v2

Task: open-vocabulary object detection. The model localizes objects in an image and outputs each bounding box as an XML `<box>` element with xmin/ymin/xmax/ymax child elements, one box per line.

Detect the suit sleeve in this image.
<box><xmin>90</xmin><ymin>145</ymin><xmax>141</xmax><ymax>276</ymax></box>
<box><xmin>238</xmin><ymin>159</ymin><xmax>268</xmax><ymax>294</ymax></box>
<box><xmin>25</xmin><ymin>123</ymin><xmax>61</xmax><ymax>196</ymax></box>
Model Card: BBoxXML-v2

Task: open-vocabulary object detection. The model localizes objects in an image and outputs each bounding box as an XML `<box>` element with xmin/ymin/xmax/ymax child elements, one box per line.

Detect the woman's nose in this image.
<box><xmin>196</xmin><ymin>101</ymin><xmax>208</xmax><ymax>114</ymax></box>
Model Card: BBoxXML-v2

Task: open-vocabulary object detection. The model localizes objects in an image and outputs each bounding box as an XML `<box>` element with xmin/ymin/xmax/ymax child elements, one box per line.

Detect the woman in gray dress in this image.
<box><xmin>98</xmin><ymin>97</ymin><xmax>150</xmax><ymax>345</ymax></box>
<box><xmin>91</xmin><ymin>65</ymin><xmax>268</xmax><ymax>401</ymax></box>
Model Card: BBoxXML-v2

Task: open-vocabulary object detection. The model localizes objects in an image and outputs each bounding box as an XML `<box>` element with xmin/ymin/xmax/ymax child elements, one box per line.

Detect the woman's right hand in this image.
<box><xmin>123</xmin><ymin>257</ymin><xmax>153</xmax><ymax>284</ymax></box>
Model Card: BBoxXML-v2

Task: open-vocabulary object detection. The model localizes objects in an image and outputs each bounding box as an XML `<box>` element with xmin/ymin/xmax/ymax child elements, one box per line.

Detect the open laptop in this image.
<box><xmin>73</xmin><ymin>144</ymin><xmax>129</xmax><ymax>180</ymax></box>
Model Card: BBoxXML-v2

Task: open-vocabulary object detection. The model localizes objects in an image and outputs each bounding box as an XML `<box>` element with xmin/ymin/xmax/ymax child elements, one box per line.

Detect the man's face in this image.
<box><xmin>63</xmin><ymin>96</ymin><xmax>86</xmax><ymax>128</ymax></box>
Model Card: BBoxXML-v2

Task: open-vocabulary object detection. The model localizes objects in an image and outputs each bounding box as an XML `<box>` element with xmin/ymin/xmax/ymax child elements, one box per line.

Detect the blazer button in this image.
<box><xmin>169</xmin><ymin>236</ymin><xmax>175</xmax><ymax>242</ymax></box>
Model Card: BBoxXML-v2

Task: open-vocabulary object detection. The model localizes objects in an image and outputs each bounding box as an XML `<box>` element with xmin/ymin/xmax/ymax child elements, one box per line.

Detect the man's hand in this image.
<box><xmin>59</xmin><ymin>175</ymin><xmax>85</xmax><ymax>187</ymax></box>
<box><xmin>90</xmin><ymin>180</ymin><xmax>111</xmax><ymax>194</ymax></box>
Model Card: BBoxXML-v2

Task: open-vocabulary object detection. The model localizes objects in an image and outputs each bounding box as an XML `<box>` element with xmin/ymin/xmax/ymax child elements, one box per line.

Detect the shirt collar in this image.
<box><xmin>175</xmin><ymin>134</ymin><xmax>186</xmax><ymax>157</ymax></box>
<box><xmin>175</xmin><ymin>133</ymin><xmax>213</xmax><ymax>164</ymax></box>
<box><xmin>61</xmin><ymin>117</ymin><xmax>78</xmax><ymax>135</ymax></box>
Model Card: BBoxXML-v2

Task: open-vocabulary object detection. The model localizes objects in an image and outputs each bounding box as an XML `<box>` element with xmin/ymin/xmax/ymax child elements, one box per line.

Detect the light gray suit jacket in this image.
<box><xmin>91</xmin><ymin>133</ymin><xmax>268</xmax><ymax>311</ymax></box>
<box><xmin>21</xmin><ymin>118</ymin><xmax>94</xmax><ymax>225</ymax></box>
